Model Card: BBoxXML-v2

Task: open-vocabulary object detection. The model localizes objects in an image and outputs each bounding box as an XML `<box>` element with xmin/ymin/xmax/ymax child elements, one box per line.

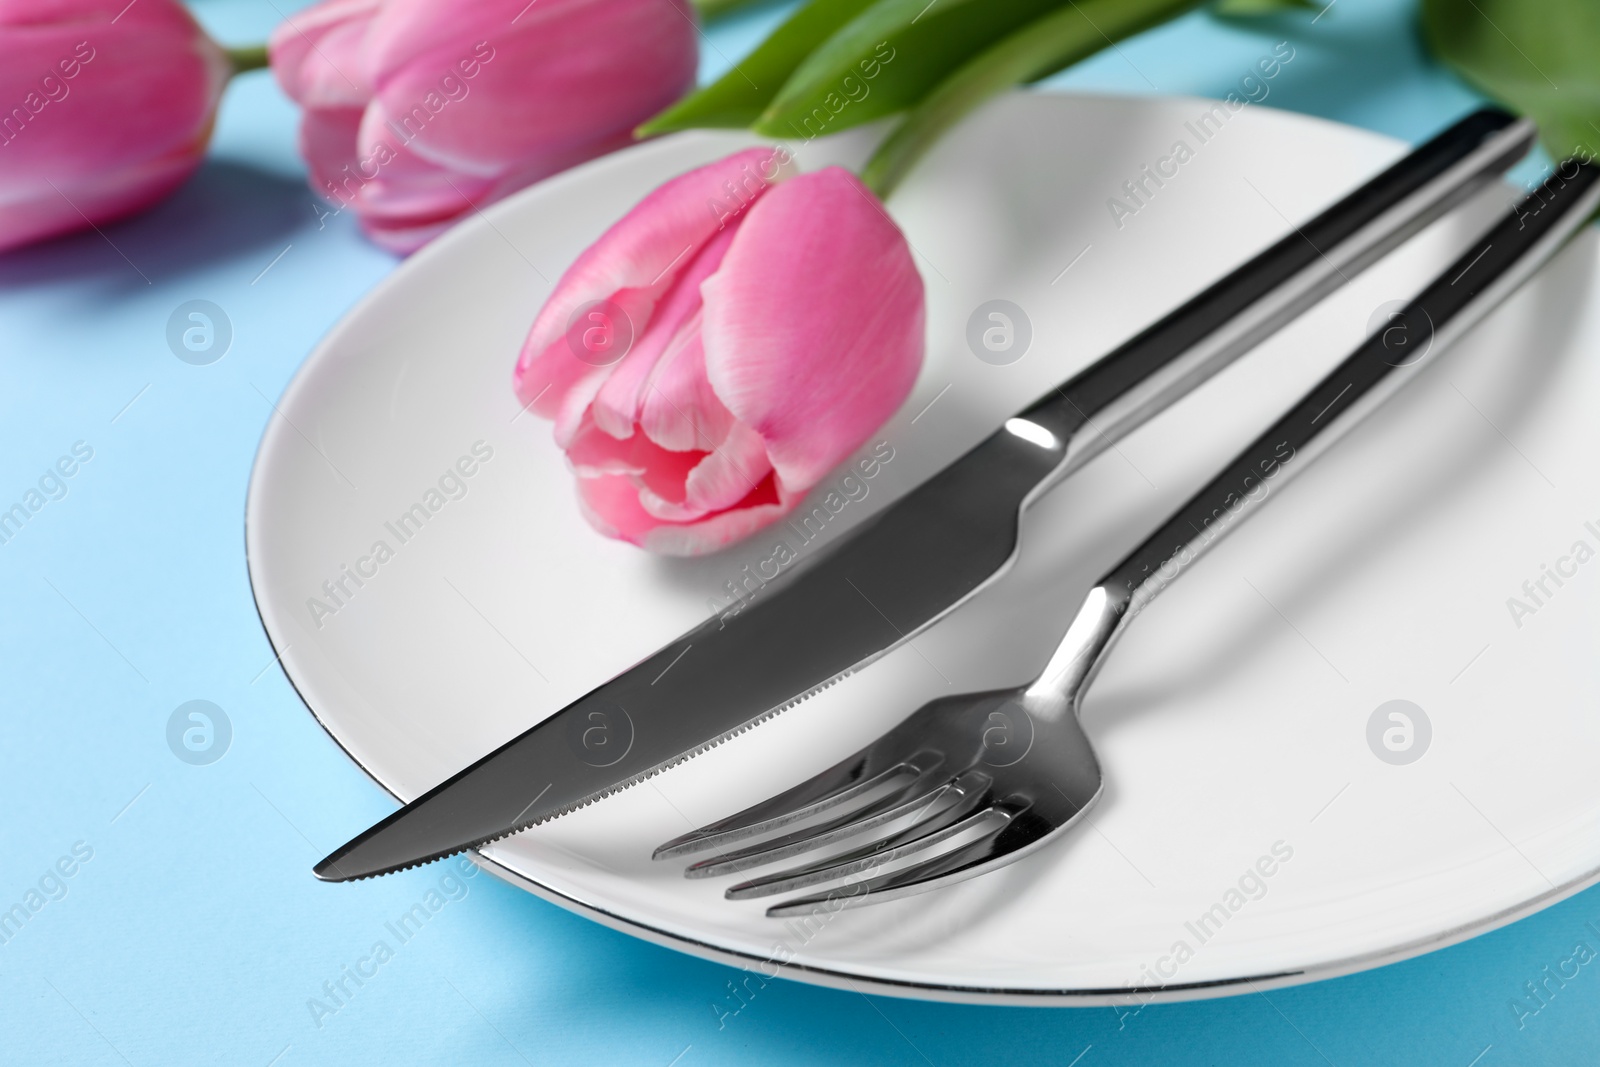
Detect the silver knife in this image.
<box><xmin>315</xmin><ymin>108</ymin><xmax>1534</xmax><ymax>882</ymax></box>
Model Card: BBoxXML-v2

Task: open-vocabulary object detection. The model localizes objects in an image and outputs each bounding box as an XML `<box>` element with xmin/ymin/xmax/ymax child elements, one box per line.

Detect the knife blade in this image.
<box><xmin>315</xmin><ymin>108</ymin><xmax>1533</xmax><ymax>881</ymax></box>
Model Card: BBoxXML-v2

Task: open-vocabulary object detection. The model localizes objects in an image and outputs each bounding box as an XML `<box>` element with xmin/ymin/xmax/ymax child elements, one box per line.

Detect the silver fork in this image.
<box><xmin>655</xmin><ymin>158</ymin><xmax>1600</xmax><ymax>917</ymax></box>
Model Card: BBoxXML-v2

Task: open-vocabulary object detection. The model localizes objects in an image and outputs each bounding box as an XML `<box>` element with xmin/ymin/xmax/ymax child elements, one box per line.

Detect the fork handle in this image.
<box><xmin>1033</xmin><ymin>159</ymin><xmax>1600</xmax><ymax>704</ymax></box>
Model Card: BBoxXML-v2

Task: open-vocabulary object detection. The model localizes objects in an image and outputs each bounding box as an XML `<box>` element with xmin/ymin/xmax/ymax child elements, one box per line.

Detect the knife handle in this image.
<box><xmin>1094</xmin><ymin>160</ymin><xmax>1600</xmax><ymax>636</ymax></box>
<box><xmin>1018</xmin><ymin>108</ymin><xmax>1534</xmax><ymax>495</ymax></box>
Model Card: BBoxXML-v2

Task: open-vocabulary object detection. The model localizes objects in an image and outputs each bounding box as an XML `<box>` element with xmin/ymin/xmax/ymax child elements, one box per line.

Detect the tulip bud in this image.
<box><xmin>514</xmin><ymin>148</ymin><xmax>926</xmax><ymax>556</ymax></box>
<box><xmin>270</xmin><ymin>0</ymin><xmax>699</xmax><ymax>254</ymax></box>
<box><xmin>0</xmin><ymin>0</ymin><xmax>231</xmax><ymax>254</ymax></box>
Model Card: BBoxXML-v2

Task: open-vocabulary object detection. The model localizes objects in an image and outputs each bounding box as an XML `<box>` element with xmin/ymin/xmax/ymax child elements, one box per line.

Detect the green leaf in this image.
<box><xmin>862</xmin><ymin>0</ymin><xmax>1202</xmax><ymax>198</ymax></box>
<box><xmin>639</xmin><ymin>0</ymin><xmax>876</xmax><ymax>134</ymax></box>
<box><xmin>689</xmin><ymin>0</ymin><xmax>780</xmax><ymax>20</ymax></box>
<box><xmin>1421</xmin><ymin>0</ymin><xmax>1600</xmax><ymax>159</ymax></box>
<box><xmin>1211</xmin><ymin>0</ymin><xmax>1317</xmax><ymax>17</ymax></box>
<box><xmin>752</xmin><ymin>0</ymin><xmax>1080</xmax><ymax>140</ymax></box>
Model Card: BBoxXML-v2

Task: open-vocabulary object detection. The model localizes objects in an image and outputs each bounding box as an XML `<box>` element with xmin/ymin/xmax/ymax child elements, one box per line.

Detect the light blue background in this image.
<box><xmin>1</xmin><ymin>0</ymin><xmax>1592</xmax><ymax>1063</ymax></box>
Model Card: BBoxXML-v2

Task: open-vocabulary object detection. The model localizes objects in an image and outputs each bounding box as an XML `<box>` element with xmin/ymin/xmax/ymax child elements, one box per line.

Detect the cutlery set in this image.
<box><xmin>315</xmin><ymin>109</ymin><xmax>1600</xmax><ymax>917</ymax></box>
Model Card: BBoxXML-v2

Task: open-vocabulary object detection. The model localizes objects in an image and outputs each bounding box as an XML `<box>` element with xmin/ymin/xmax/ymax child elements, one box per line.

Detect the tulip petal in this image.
<box><xmin>565</xmin><ymin>416</ymin><xmax>649</xmax><ymax>477</ymax></box>
<box><xmin>0</xmin><ymin>0</ymin><xmax>228</xmax><ymax>253</ymax></box>
<box><xmin>551</xmin><ymin>362</ymin><xmax>613</xmax><ymax>449</ymax></box>
<box><xmin>0</xmin><ymin>10</ymin><xmax>226</xmax><ymax>174</ymax></box>
<box><xmin>637</xmin><ymin>491</ymin><xmax>792</xmax><ymax>556</ymax></box>
<box><xmin>513</xmin><ymin>146</ymin><xmax>785</xmax><ymax>415</ymax></box>
<box><xmin>298</xmin><ymin>106</ymin><xmax>364</xmax><ymax>202</ymax></box>
<box><xmin>523</xmin><ymin>154</ymin><xmax>922</xmax><ymax>558</ymax></box>
<box><xmin>268</xmin><ymin>0</ymin><xmax>378</xmax><ymax>110</ymax></box>
<box><xmin>701</xmin><ymin>167</ymin><xmax>924</xmax><ymax>494</ymax></box>
<box><xmin>568</xmin><ymin>410</ymin><xmax>710</xmax><ymax>501</ymax></box>
<box><xmin>633</xmin><ymin>445</ymin><xmax>710</xmax><ymax>508</ymax></box>
<box><xmin>270</xmin><ymin>0</ymin><xmax>698</xmax><ymax>256</ymax></box>
<box><xmin>0</xmin><ymin>152</ymin><xmax>199</xmax><ymax>254</ymax></box>
<box><xmin>638</xmin><ymin>421</ymin><xmax>774</xmax><ymax>522</ymax></box>
<box><xmin>590</xmin><ymin>222</ymin><xmax>738</xmax><ymax>440</ymax></box>
<box><xmin>329</xmin><ymin>107</ymin><xmax>501</xmax><ymax>252</ymax></box>
<box><xmin>636</xmin><ymin>325</ymin><xmax>738</xmax><ymax>455</ymax></box>
<box><xmin>575</xmin><ymin>471</ymin><xmax>664</xmax><ymax>543</ymax></box>
<box><xmin>365</xmin><ymin>0</ymin><xmax>695</xmax><ymax>176</ymax></box>
<box><xmin>580</xmin><ymin>466</ymin><xmax>791</xmax><ymax>556</ymax></box>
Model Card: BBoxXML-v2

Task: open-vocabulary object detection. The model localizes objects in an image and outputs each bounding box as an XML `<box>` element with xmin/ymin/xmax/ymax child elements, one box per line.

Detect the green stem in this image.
<box><xmin>226</xmin><ymin>43</ymin><xmax>271</xmax><ymax>76</ymax></box>
<box><xmin>690</xmin><ymin>0</ymin><xmax>772</xmax><ymax>22</ymax></box>
<box><xmin>861</xmin><ymin>0</ymin><xmax>1203</xmax><ymax>199</ymax></box>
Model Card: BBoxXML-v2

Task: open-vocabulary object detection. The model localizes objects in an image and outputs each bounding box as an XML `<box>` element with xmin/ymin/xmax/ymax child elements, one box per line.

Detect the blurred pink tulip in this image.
<box><xmin>513</xmin><ymin>147</ymin><xmax>926</xmax><ymax>556</ymax></box>
<box><xmin>270</xmin><ymin>0</ymin><xmax>699</xmax><ymax>254</ymax></box>
<box><xmin>0</xmin><ymin>0</ymin><xmax>230</xmax><ymax>254</ymax></box>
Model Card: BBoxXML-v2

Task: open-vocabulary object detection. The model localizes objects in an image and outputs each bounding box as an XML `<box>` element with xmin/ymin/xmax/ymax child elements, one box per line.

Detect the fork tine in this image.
<box><xmin>684</xmin><ymin>768</ymin><xmax>991</xmax><ymax>880</ymax></box>
<box><xmin>763</xmin><ymin>796</ymin><xmax>1055</xmax><ymax>918</ymax></box>
<box><xmin>724</xmin><ymin>770</ymin><xmax>994</xmax><ymax>899</ymax></box>
<box><xmin>653</xmin><ymin>749</ymin><xmax>943</xmax><ymax>860</ymax></box>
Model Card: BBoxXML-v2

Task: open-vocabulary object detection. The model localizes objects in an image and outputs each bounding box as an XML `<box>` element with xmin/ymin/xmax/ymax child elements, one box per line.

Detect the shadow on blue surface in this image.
<box><xmin>0</xmin><ymin>160</ymin><xmax>309</xmax><ymax>296</ymax></box>
<box><xmin>443</xmin><ymin>861</ymin><xmax>1600</xmax><ymax>1065</ymax></box>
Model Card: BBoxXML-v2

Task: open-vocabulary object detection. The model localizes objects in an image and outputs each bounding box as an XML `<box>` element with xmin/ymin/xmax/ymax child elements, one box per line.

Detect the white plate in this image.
<box><xmin>246</xmin><ymin>92</ymin><xmax>1600</xmax><ymax>1005</ymax></box>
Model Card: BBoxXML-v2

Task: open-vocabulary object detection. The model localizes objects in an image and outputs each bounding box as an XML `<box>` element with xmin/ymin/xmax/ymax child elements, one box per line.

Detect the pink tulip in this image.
<box><xmin>513</xmin><ymin>147</ymin><xmax>926</xmax><ymax>556</ymax></box>
<box><xmin>269</xmin><ymin>0</ymin><xmax>699</xmax><ymax>254</ymax></box>
<box><xmin>0</xmin><ymin>0</ymin><xmax>230</xmax><ymax>254</ymax></box>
